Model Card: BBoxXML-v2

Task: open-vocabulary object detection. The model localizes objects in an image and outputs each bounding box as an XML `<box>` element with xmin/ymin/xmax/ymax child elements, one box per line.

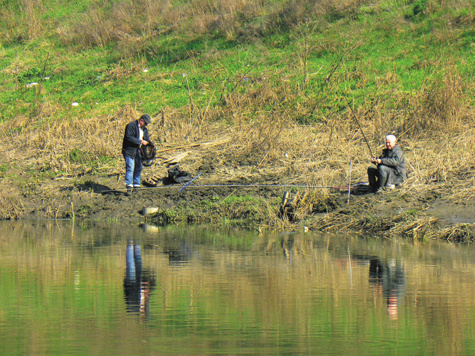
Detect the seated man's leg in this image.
<box><xmin>388</xmin><ymin>171</ymin><xmax>404</xmax><ymax>186</ymax></box>
<box><xmin>367</xmin><ymin>166</ymin><xmax>379</xmax><ymax>192</ymax></box>
<box><xmin>378</xmin><ymin>165</ymin><xmax>397</xmax><ymax>189</ymax></box>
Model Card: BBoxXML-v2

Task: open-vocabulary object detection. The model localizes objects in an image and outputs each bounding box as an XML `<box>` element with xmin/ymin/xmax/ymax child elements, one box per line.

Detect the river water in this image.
<box><xmin>0</xmin><ymin>220</ymin><xmax>473</xmax><ymax>355</ymax></box>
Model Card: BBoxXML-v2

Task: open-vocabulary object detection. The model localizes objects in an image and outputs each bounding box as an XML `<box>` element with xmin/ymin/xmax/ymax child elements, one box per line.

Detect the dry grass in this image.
<box><xmin>2</xmin><ymin>73</ymin><xmax>474</xmax><ymax>187</ymax></box>
<box><xmin>412</xmin><ymin>69</ymin><xmax>469</xmax><ymax>132</ymax></box>
<box><xmin>53</xmin><ymin>0</ymin><xmax>381</xmax><ymax>51</ymax></box>
<box><xmin>0</xmin><ymin>195</ymin><xmax>23</xmax><ymax>220</ymax></box>
<box><xmin>5</xmin><ymin>0</ymin><xmax>473</xmax><ymax>51</ymax></box>
<box><xmin>22</xmin><ymin>0</ymin><xmax>44</xmax><ymax>39</ymax></box>
<box><xmin>1</xmin><ymin>99</ymin><xmax>474</xmax><ymax>239</ymax></box>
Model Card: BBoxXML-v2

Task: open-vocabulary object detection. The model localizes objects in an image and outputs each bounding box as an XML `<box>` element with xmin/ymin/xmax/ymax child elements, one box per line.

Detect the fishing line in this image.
<box><xmin>97</xmin><ymin>183</ymin><xmax>364</xmax><ymax>195</ymax></box>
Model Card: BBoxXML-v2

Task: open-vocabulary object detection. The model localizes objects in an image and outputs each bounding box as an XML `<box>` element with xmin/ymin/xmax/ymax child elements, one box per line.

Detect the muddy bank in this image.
<box><xmin>2</xmin><ymin>166</ymin><xmax>473</xmax><ymax>243</ymax></box>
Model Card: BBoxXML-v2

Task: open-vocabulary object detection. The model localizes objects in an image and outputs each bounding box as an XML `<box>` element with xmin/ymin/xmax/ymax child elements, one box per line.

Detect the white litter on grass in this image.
<box><xmin>72</xmin><ymin>102</ymin><xmax>79</xmax><ymax>107</ymax></box>
<box><xmin>143</xmin><ymin>69</ymin><xmax>149</xmax><ymax>73</ymax></box>
<box><xmin>44</xmin><ymin>76</ymin><xmax>50</xmax><ymax>80</ymax></box>
<box><xmin>26</xmin><ymin>82</ymin><xmax>38</xmax><ymax>88</ymax></box>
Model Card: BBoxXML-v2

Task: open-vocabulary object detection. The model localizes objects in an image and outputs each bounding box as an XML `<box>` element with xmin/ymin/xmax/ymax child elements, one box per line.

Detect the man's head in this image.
<box><xmin>385</xmin><ymin>134</ymin><xmax>397</xmax><ymax>150</ymax></box>
<box><xmin>138</xmin><ymin>114</ymin><xmax>152</xmax><ymax>128</ymax></box>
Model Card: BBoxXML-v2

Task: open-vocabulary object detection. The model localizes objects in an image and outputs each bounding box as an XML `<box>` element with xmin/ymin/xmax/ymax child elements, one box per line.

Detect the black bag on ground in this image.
<box><xmin>164</xmin><ymin>165</ymin><xmax>192</xmax><ymax>185</ymax></box>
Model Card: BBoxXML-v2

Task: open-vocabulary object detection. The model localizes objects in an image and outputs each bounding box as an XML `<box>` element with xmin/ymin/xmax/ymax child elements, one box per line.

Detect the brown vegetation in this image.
<box><xmin>3</xmin><ymin>0</ymin><xmax>473</xmax><ymax>48</ymax></box>
<box><xmin>46</xmin><ymin>0</ymin><xmax>475</xmax><ymax>56</ymax></box>
<box><xmin>1</xmin><ymin>67</ymin><xmax>474</xmax><ymax>242</ymax></box>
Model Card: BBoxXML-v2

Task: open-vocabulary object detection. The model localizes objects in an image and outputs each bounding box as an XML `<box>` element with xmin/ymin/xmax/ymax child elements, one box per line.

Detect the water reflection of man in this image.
<box><xmin>124</xmin><ymin>241</ymin><xmax>155</xmax><ymax>320</ymax></box>
<box><xmin>369</xmin><ymin>258</ymin><xmax>406</xmax><ymax>320</ymax></box>
<box><xmin>281</xmin><ymin>236</ymin><xmax>294</xmax><ymax>259</ymax></box>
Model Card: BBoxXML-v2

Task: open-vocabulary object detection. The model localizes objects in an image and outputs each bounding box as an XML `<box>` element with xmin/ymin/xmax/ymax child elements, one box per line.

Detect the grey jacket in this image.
<box><xmin>379</xmin><ymin>144</ymin><xmax>406</xmax><ymax>179</ymax></box>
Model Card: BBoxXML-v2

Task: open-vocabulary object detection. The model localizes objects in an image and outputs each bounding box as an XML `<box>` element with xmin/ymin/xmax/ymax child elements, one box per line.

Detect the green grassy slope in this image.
<box><xmin>1</xmin><ymin>0</ymin><xmax>474</xmax><ymax>125</ymax></box>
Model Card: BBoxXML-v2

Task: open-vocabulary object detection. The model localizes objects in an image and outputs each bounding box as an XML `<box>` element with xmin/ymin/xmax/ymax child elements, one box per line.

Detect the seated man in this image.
<box><xmin>368</xmin><ymin>134</ymin><xmax>406</xmax><ymax>193</ymax></box>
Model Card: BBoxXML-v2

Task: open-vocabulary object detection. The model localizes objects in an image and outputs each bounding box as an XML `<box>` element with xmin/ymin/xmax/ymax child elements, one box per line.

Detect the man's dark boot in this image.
<box><xmin>368</xmin><ymin>167</ymin><xmax>379</xmax><ymax>193</ymax></box>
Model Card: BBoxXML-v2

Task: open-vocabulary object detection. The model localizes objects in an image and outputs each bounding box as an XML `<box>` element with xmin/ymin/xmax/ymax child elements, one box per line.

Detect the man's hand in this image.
<box><xmin>371</xmin><ymin>157</ymin><xmax>381</xmax><ymax>164</ymax></box>
<box><xmin>141</xmin><ymin>141</ymin><xmax>149</xmax><ymax>146</ymax></box>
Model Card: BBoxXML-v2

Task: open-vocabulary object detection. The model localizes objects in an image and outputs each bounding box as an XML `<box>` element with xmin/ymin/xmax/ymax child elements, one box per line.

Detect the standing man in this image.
<box><xmin>368</xmin><ymin>134</ymin><xmax>406</xmax><ymax>193</ymax></box>
<box><xmin>122</xmin><ymin>114</ymin><xmax>153</xmax><ymax>192</ymax></box>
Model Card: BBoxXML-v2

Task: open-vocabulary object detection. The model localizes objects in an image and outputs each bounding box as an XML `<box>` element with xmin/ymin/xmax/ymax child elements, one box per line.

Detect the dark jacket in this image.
<box><xmin>122</xmin><ymin>120</ymin><xmax>152</xmax><ymax>158</ymax></box>
<box><xmin>379</xmin><ymin>144</ymin><xmax>406</xmax><ymax>179</ymax></box>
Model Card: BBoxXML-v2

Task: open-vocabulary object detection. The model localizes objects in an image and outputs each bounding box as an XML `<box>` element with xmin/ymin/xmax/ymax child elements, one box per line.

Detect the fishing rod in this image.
<box><xmin>179</xmin><ymin>171</ymin><xmax>202</xmax><ymax>192</ymax></box>
<box><xmin>347</xmin><ymin>99</ymin><xmax>374</xmax><ymax>158</ymax></box>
